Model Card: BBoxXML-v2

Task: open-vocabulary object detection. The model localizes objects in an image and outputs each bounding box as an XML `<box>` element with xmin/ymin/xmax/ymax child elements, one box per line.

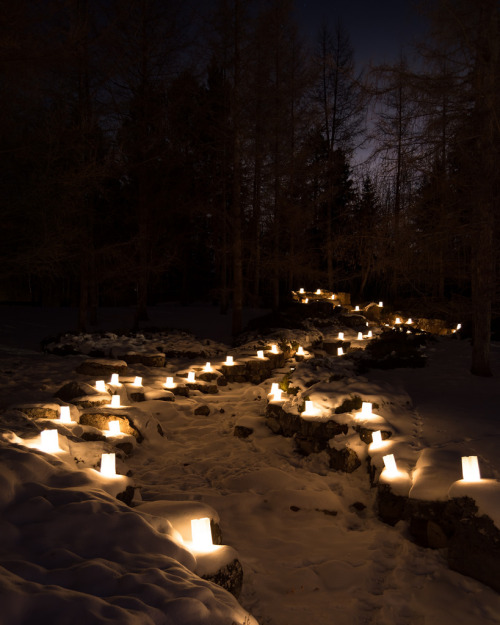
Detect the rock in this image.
<box><xmin>71</xmin><ymin>395</ymin><xmax>110</xmax><ymax>409</ymax></box>
<box><xmin>202</xmin><ymin>559</ymin><xmax>243</xmax><ymax>599</ymax></box>
<box><xmin>171</xmin><ymin>386</ymin><xmax>190</xmax><ymax>397</ymax></box>
<box><xmin>54</xmin><ymin>381</ymin><xmax>102</xmax><ymax>402</ymax></box>
<box><xmin>128</xmin><ymin>391</ymin><xmax>146</xmax><ymax>402</ymax></box>
<box><xmin>187</xmin><ymin>382</ymin><xmax>219</xmax><ymax>395</ymax></box>
<box><xmin>115</xmin><ymin>441</ymin><xmax>135</xmax><ymax>456</ymax></box>
<box><xmin>194</xmin><ymin>405</ymin><xmax>210</xmax><ymax>416</ymax></box>
<box><xmin>76</xmin><ymin>358</ymin><xmax>128</xmax><ymax>377</ymax></box>
<box><xmin>217</xmin><ymin>375</ymin><xmax>228</xmax><ymax>387</ymax></box>
<box><xmin>233</xmin><ymin>425</ymin><xmax>253</xmax><ymax>438</ymax></box>
<box><xmin>326</xmin><ymin>446</ymin><xmax>361</xmax><ymax>473</ymax></box>
<box><xmin>376</xmin><ymin>483</ymin><xmax>408</xmax><ymax>526</ymax></box>
<box><xmin>79</xmin><ymin>411</ymin><xmax>143</xmax><ymax>442</ymax></box>
<box><xmin>116</xmin><ymin>485</ymin><xmax>135</xmax><ymax>507</ymax></box>
<box><xmin>14</xmin><ymin>404</ymin><xmax>60</xmax><ymax>420</ymax></box>
<box><xmin>122</xmin><ymin>352</ymin><xmax>166</xmax><ymax>367</ymax></box>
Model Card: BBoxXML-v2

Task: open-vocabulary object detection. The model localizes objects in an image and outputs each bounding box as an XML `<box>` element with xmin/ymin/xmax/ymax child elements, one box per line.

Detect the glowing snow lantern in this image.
<box><xmin>132</xmin><ymin>376</ymin><xmax>142</xmax><ymax>387</ymax></box>
<box><xmin>407</xmin><ymin>318</ymin><xmax>413</xmax><ymax>324</ymax></box>
<box><xmin>304</xmin><ymin>298</ymin><xmax>309</xmax><ymax>304</ymax></box>
<box><xmin>96</xmin><ymin>380</ymin><xmax>107</xmax><ymax>392</ymax></box>
<box><xmin>457</xmin><ymin>323</ymin><xmax>462</xmax><ymax>330</ymax></box>
<box><xmin>316</xmin><ymin>289</ymin><xmax>321</xmax><ymax>295</ymax></box>
<box><xmin>187</xmin><ymin>371</ymin><xmax>196</xmax><ymax>383</ymax></box>
<box><xmin>40</xmin><ymin>429</ymin><xmax>60</xmax><ymax>453</ymax></box>
<box><xmin>357</xmin><ymin>332</ymin><xmax>363</xmax><ymax>340</ymax></box>
<box><xmin>378</xmin><ymin>301</ymin><xmax>383</xmax><ymax>307</ymax></box>
<box><xmin>257</xmin><ymin>350</ymin><xmax>265</xmax><ymax>359</ymax></box>
<box><xmin>191</xmin><ymin>517</ymin><xmax>213</xmax><ymax>551</ymax></box>
<box><xmin>270</xmin><ymin>382</ymin><xmax>279</xmax><ymax>395</ymax></box>
<box><xmin>224</xmin><ymin>355</ymin><xmax>234</xmax><ymax>366</ymax></box>
<box><xmin>395</xmin><ymin>317</ymin><xmax>402</xmax><ymax>325</ymax></box>
<box><xmin>299</xmin><ymin>288</ymin><xmax>305</xmax><ymax>294</ymax></box>
<box><xmin>164</xmin><ymin>376</ymin><xmax>175</xmax><ymax>388</ymax></box>
<box><xmin>361</xmin><ymin>402</ymin><xmax>373</xmax><ymax>417</ymax></box>
<box><xmin>204</xmin><ymin>362</ymin><xmax>212</xmax><ymax>372</ymax></box>
<box><xmin>100</xmin><ymin>452</ymin><xmax>116</xmax><ymax>477</ymax></box>
<box><xmin>110</xmin><ymin>394</ymin><xmax>121</xmax><ymax>408</ymax></box>
<box><xmin>110</xmin><ymin>373</ymin><xmax>121</xmax><ymax>386</ymax></box>
<box><xmin>461</xmin><ymin>456</ymin><xmax>481</xmax><ymax>482</ymax></box>
<box><xmin>338</xmin><ymin>332</ymin><xmax>344</xmax><ymax>340</ymax></box>
<box><xmin>59</xmin><ymin>405</ymin><xmax>71</xmax><ymax>423</ymax></box>
<box><xmin>383</xmin><ymin>454</ymin><xmax>399</xmax><ymax>478</ymax></box>
<box><xmin>296</xmin><ymin>346</ymin><xmax>305</xmax><ymax>356</ymax></box>
<box><xmin>331</xmin><ymin>294</ymin><xmax>336</xmax><ymax>300</ymax></box>
<box><xmin>371</xmin><ymin>430</ymin><xmax>383</xmax><ymax>446</ymax></box>
<box><xmin>337</xmin><ymin>347</ymin><xmax>344</xmax><ymax>356</ymax></box>
<box><xmin>108</xmin><ymin>420</ymin><xmax>121</xmax><ymax>436</ymax></box>
<box><xmin>367</xmin><ymin>330</ymin><xmax>373</xmax><ymax>338</ymax></box>
<box><xmin>355</xmin><ymin>305</ymin><xmax>360</xmax><ymax>311</ymax></box>
<box><xmin>271</xmin><ymin>388</ymin><xmax>283</xmax><ymax>402</ymax></box>
<box><xmin>270</xmin><ymin>344</ymin><xmax>278</xmax><ymax>354</ymax></box>
<box><xmin>302</xmin><ymin>400</ymin><xmax>317</xmax><ymax>417</ymax></box>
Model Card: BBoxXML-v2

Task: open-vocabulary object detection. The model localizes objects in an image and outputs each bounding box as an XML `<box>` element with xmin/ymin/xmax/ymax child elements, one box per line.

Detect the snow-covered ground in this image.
<box><xmin>1</xmin><ymin>305</ymin><xmax>500</xmax><ymax>625</ymax></box>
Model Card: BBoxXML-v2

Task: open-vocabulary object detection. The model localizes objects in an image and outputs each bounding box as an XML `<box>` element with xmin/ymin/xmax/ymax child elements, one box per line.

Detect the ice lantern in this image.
<box><xmin>110</xmin><ymin>373</ymin><xmax>121</xmax><ymax>386</ymax></box>
<box><xmin>299</xmin><ymin>288</ymin><xmax>305</xmax><ymax>294</ymax></box>
<box><xmin>357</xmin><ymin>332</ymin><xmax>363</xmax><ymax>340</ymax></box>
<box><xmin>270</xmin><ymin>344</ymin><xmax>278</xmax><ymax>354</ymax></box>
<box><xmin>100</xmin><ymin>453</ymin><xmax>116</xmax><ymax>477</ymax></box>
<box><xmin>271</xmin><ymin>387</ymin><xmax>282</xmax><ymax>401</ymax></box>
<box><xmin>132</xmin><ymin>376</ymin><xmax>142</xmax><ymax>387</ymax></box>
<box><xmin>204</xmin><ymin>362</ymin><xmax>212</xmax><ymax>372</ymax></box>
<box><xmin>59</xmin><ymin>405</ymin><xmax>71</xmax><ymax>423</ymax></box>
<box><xmin>96</xmin><ymin>380</ymin><xmax>107</xmax><ymax>392</ymax></box>
<box><xmin>382</xmin><ymin>454</ymin><xmax>399</xmax><ymax>478</ymax></box>
<box><xmin>316</xmin><ymin>289</ymin><xmax>321</xmax><ymax>295</ymax></box>
<box><xmin>461</xmin><ymin>456</ymin><xmax>481</xmax><ymax>482</ymax></box>
<box><xmin>371</xmin><ymin>430</ymin><xmax>382</xmax><ymax>446</ymax></box>
<box><xmin>338</xmin><ymin>331</ymin><xmax>344</xmax><ymax>340</ymax></box>
<box><xmin>164</xmin><ymin>376</ymin><xmax>175</xmax><ymax>388</ymax></box>
<box><xmin>296</xmin><ymin>346</ymin><xmax>305</xmax><ymax>356</ymax></box>
<box><xmin>257</xmin><ymin>350</ymin><xmax>264</xmax><ymax>359</ymax></box>
<box><xmin>187</xmin><ymin>371</ymin><xmax>196</xmax><ymax>383</ymax></box>
<box><xmin>191</xmin><ymin>517</ymin><xmax>213</xmax><ymax>551</ymax></box>
<box><xmin>110</xmin><ymin>394</ymin><xmax>121</xmax><ymax>408</ymax></box>
<box><xmin>361</xmin><ymin>402</ymin><xmax>372</xmax><ymax>417</ymax></box>
<box><xmin>108</xmin><ymin>420</ymin><xmax>121</xmax><ymax>436</ymax></box>
<box><xmin>224</xmin><ymin>355</ymin><xmax>234</xmax><ymax>366</ymax></box>
<box><xmin>40</xmin><ymin>429</ymin><xmax>60</xmax><ymax>453</ymax></box>
<box><xmin>337</xmin><ymin>347</ymin><xmax>344</xmax><ymax>356</ymax></box>
<box><xmin>302</xmin><ymin>400</ymin><xmax>317</xmax><ymax>417</ymax></box>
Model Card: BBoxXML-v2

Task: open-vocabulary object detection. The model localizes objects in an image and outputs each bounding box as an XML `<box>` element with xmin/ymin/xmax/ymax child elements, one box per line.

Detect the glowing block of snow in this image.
<box><xmin>132</xmin><ymin>376</ymin><xmax>142</xmax><ymax>387</ymax></box>
<box><xmin>270</xmin><ymin>344</ymin><xmax>278</xmax><ymax>354</ymax></box>
<box><xmin>270</xmin><ymin>383</ymin><xmax>279</xmax><ymax>395</ymax></box>
<box><xmin>40</xmin><ymin>429</ymin><xmax>60</xmax><ymax>453</ymax></box>
<box><xmin>302</xmin><ymin>400</ymin><xmax>317</xmax><ymax>417</ymax></box>
<box><xmin>110</xmin><ymin>394</ymin><xmax>121</xmax><ymax>408</ymax></box>
<box><xmin>407</xmin><ymin>318</ymin><xmax>413</xmax><ymax>324</ymax></box>
<box><xmin>110</xmin><ymin>373</ymin><xmax>121</xmax><ymax>386</ymax></box>
<box><xmin>371</xmin><ymin>430</ymin><xmax>382</xmax><ymax>446</ymax></box>
<box><xmin>187</xmin><ymin>371</ymin><xmax>196</xmax><ymax>383</ymax></box>
<box><xmin>462</xmin><ymin>456</ymin><xmax>481</xmax><ymax>482</ymax></box>
<box><xmin>361</xmin><ymin>402</ymin><xmax>372</xmax><ymax>417</ymax></box>
<box><xmin>355</xmin><ymin>305</ymin><xmax>360</xmax><ymax>311</ymax></box>
<box><xmin>383</xmin><ymin>454</ymin><xmax>399</xmax><ymax>478</ymax></box>
<box><xmin>457</xmin><ymin>323</ymin><xmax>462</xmax><ymax>330</ymax></box>
<box><xmin>108</xmin><ymin>420</ymin><xmax>121</xmax><ymax>436</ymax></box>
<box><xmin>395</xmin><ymin>317</ymin><xmax>401</xmax><ymax>325</ymax></box>
<box><xmin>59</xmin><ymin>405</ymin><xmax>71</xmax><ymax>423</ymax></box>
<box><xmin>100</xmin><ymin>453</ymin><xmax>116</xmax><ymax>477</ymax></box>
<box><xmin>204</xmin><ymin>362</ymin><xmax>212</xmax><ymax>372</ymax></box>
<box><xmin>164</xmin><ymin>376</ymin><xmax>175</xmax><ymax>388</ymax></box>
<box><xmin>191</xmin><ymin>517</ymin><xmax>213</xmax><ymax>551</ymax></box>
<box><xmin>331</xmin><ymin>294</ymin><xmax>335</xmax><ymax>300</ymax></box>
<box><xmin>367</xmin><ymin>330</ymin><xmax>373</xmax><ymax>338</ymax></box>
<box><xmin>296</xmin><ymin>346</ymin><xmax>305</xmax><ymax>356</ymax></box>
<box><xmin>304</xmin><ymin>298</ymin><xmax>309</xmax><ymax>304</ymax></box>
<box><xmin>257</xmin><ymin>350</ymin><xmax>264</xmax><ymax>359</ymax></box>
<box><xmin>357</xmin><ymin>332</ymin><xmax>363</xmax><ymax>340</ymax></box>
<box><xmin>299</xmin><ymin>288</ymin><xmax>305</xmax><ymax>294</ymax></box>
<box><xmin>224</xmin><ymin>356</ymin><xmax>234</xmax><ymax>366</ymax></box>
<box><xmin>316</xmin><ymin>289</ymin><xmax>321</xmax><ymax>295</ymax></box>
<box><xmin>337</xmin><ymin>347</ymin><xmax>344</xmax><ymax>356</ymax></box>
<box><xmin>378</xmin><ymin>301</ymin><xmax>383</xmax><ymax>307</ymax></box>
<box><xmin>338</xmin><ymin>332</ymin><xmax>344</xmax><ymax>340</ymax></box>
<box><xmin>271</xmin><ymin>388</ymin><xmax>283</xmax><ymax>402</ymax></box>
<box><xmin>96</xmin><ymin>380</ymin><xmax>106</xmax><ymax>392</ymax></box>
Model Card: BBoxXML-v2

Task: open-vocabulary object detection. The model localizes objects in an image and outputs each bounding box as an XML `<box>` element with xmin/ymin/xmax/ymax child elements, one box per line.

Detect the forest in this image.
<box><xmin>0</xmin><ymin>0</ymin><xmax>498</xmax><ymax>374</ymax></box>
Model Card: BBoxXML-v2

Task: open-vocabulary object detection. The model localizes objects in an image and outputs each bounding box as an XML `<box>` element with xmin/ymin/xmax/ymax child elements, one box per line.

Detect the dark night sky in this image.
<box><xmin>295</xmin><ymin>0</ymin><xmax>427</xmax><ymax>68</ymax></box>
